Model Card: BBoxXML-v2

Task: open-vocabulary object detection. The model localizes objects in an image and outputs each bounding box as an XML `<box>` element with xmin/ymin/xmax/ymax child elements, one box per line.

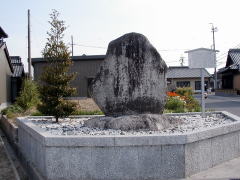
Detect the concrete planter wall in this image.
<box><xmin>17</xmin><ymin>112</ymin><xmax>240</xmax><ymax>180</ymax></box>
<box><xmin>0</xmin><ymin>115</ymin><xmax>18</xmax><ymax>150</ymax></box>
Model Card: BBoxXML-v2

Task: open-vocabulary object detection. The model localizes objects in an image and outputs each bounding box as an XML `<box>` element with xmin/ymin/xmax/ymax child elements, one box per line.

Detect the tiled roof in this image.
<box><xmin>0</xmin><ymin>26</ymin><xmax>8</xmax><ymax>38</ymax></box>
<box><xmin>12</xmin><ymin>65</ymin><xmax>24</xmax><ymax>77</ymax></box>
<box><xmin>166</xmin><ymin>66</ymin><xmax>211</xmax><ymax>79</ymax></box>
<box><xmin>32</xmin><ymin>55</ymin><xmax>106</xmax><ymax>64</ymax></box>
<box><xmin>228</xmin><ymin>49</ymin><xmax>240</xmax><ymax>64</ymax></box>
<box><xmin>219</xmin><ymin>49</ymin><xmax>240</xmax><ymax>73</ymax></box>
<box><xmin>227</xmin><ymin>49</ymin><xmax>240</xmax><ymax>70</ymax></box>
<box><xmin>218</xmin><ymin>67</ymin><xmax>227</xmax><ymax>74</ymax></box>
<box><xmin>10</xmin><ymin>56</ymin><xmax>24</xmax><ymax>77</ymax></box>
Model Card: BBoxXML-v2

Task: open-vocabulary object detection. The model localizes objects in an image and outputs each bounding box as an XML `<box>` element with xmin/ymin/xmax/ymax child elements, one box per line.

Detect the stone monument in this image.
<box><xmin>85</xmin><ymin>32</ymin><xmax>174</xmax><ymax>131</ymax></box>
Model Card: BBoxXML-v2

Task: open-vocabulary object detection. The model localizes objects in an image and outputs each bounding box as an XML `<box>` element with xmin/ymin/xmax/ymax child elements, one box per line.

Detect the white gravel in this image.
<box><xmin>30</xmin><ymin>113</ymin><xmax>234</xmax><ymax>136</ymax></box>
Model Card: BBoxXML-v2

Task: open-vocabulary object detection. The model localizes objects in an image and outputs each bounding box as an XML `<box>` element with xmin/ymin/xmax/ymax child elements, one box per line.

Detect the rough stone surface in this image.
<box><xmin>84</xmin><ymin>114</ymin><xmax>176</xmax><ymax>131</ymax></box>
<box><xmin>90</xmin><ymin>32</ymin><xmax>167</xmax><ymax>116</ymax></box>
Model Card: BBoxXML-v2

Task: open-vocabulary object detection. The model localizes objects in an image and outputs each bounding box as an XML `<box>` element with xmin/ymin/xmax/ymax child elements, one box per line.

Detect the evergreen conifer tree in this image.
<box><xmin>38</xmin><ymin>10</ymin><xmax>76</xmax><ymax>122</ymax></box>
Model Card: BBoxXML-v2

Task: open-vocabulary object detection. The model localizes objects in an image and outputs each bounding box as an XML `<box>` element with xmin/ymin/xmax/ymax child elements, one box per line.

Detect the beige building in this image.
<box><xmin>0</xmin><ymin>27</ymin><xmax>13</xmax><ymax>110</ymax></box>
<box><xmin>166</xmin><ymin>66</ymin><xmax>211</xmax><ymax>92</ymax></box>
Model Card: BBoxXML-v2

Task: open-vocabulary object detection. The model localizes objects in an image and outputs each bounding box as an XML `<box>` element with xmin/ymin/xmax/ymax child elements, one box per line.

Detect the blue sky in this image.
<box><xmin>1</xmin><ymin>0</ymin><xmax>240</xmax><ymax>72</ymax></box>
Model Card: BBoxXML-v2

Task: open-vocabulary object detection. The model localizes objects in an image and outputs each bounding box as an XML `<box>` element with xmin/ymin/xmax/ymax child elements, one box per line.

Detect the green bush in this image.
<box><xmin>16</xmin><ymin>79</ymin><xmax>40</xmax><ymax>111</ymax></box>
<box><xmin>31</xmin><ymin>111</ymin><xmax>44</xmax><ymax>116</ymax></box>
<box><xmin>1</xmin><ymin>105</ymin><xmax>24</xmax><ymax>119</ymax></box>
<box><xmin>1</xmin><ymin>79</ymin><xmax>40</xmax><ymax>119</ymax></box>
<box><xmin>165</xmin><ymin>96</ymin><xmax>185</xmax><ymax>113</ymax></box>
<box><xmin>185</xmin><ymin>96</ymin><xmax>201</xmax><ymax>112</ymax></box>
<box><xmin>72</xmin><ymin>110</ymin><xmax>104</xmax><ymax>115</ymax></box>
<box><xmin>176</xmin><ymin>87</ymin><xmax>193</xmax><ymax>97</ymax></box>
<box><xmin>165</xmin><ymin>87</ymin><xmax>201</xmax><ymax>113</ymax></box>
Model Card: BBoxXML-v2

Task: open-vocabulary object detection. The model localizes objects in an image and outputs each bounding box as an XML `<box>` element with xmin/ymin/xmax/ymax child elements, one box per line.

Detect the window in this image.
<box><xmin>195</xmin><ymin>81</ymin><xmax>201</xmax><ymax>90</ymax></box>
<box><xmin>195</xmin><ymin>81</ymin><xmax>209</xmax><ymax>91</ymax></box>
<box><xmin>176</xmin><ymin>81</ymin><xmax>190</xmax><ymax>88</ymax></box>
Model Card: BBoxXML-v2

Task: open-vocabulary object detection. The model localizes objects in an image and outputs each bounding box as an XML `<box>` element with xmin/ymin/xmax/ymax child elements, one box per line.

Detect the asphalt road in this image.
<box><xmin>195</xmin><ymin>94</ymin><xmax>240</xmax><ymax>117</ymax></box>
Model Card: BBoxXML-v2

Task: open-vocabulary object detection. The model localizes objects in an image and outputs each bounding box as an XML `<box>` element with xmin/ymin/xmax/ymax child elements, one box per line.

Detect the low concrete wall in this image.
<box><xmin>17</xmin><ymin>112</ymin><xmax>240</xmax><ymax>180</ymax></box>
<box><xmin>0</xmin><ymin>115</ymin><xmax>18</xmax><ymax>150</ymax></box>
<box><xmin>215</xmin><ymin>89</ymin><xmax>239</xmax><ymax>97</ymax></box>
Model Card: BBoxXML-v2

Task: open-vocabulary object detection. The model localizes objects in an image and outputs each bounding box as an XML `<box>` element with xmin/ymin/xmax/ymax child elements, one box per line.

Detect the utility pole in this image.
<box><xmin>71</xmin><ymin>35</ymin><xmax>74</xmax><ymax>57</ymax></box>
<box><xmin>210</xmin><ymin>23</ymin><xmax>217</xmax><ymax>90</ymax></box>
<box><xmin>28</xmin><ymin>9</ymin><xmax>32</xmax><ymax>79</ymax></box>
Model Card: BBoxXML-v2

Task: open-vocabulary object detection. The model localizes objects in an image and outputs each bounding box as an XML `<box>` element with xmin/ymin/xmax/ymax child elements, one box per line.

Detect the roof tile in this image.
<box><xmin>166</xmin><ymin>66</ymin><xmax>211</xmax><ymax>78</ymax></box>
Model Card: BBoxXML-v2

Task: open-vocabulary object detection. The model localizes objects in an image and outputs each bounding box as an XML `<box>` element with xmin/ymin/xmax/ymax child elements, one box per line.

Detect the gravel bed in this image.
<box><xmin>30</xmin><ymin>113</ymin><xmax>234</xmax><ymax>136</ymax></box>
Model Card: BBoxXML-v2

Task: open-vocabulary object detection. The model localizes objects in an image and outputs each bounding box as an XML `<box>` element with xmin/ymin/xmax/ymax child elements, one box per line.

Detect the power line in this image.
<box><xmin>166</xmin><ymin>60</ymin><xmax>181</xmax><ymax>63</ymax></box>
<box><xmin>69</xmin><ymin>42</ymin><xmax>191</xmax><ymax>51</ymax></box>
<box><xmin>70</xmin><ymin>43</ymin><xmax>107</xmax><ymax>49</ymax></box>
<box><xmin>216</xmin><ymin>43</ymin><xmax>240</xmax><ymax>60</ymax></box>
<box><xmin>31</xmin><ymin>15</ymin><xmax>49</xmax><ymax>31</ymax></box>
<box><xmin>157</xmin><ymin>49</ymin><xmax>189</xmax><ymax>52</ymax></box>
<box><xmin>214</xmin><ymin>43</ymin><xmax>240</xmax><ymax>68</ymax></box>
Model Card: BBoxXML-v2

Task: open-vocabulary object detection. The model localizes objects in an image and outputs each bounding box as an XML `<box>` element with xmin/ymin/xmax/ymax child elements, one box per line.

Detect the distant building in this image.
<box><xmin>33</xmin><ymin>56</ymin><xmax>212</xmax><ymax>97</ymax></box>
<box><xmin>217</xmin><ymin>49</ymin><xmax>240</xmax><ymax>95</ymax></box>
<box><xmin>0</xmin><ymin>26</ymin><xmax>13</xmax><ymax>109</ymax></box>
<box><xmin>32</xmin><ymin>55</ymin><xmax>105</xmax><ymax>97</ymax></box>
<box><xmin>10</xmin><ymin>56</ymin><xmax>25</xmax><ymax>102</ymax></box>
<box><xmin>166</xmin><ymin>66</ymin><xmax>211</xmax><ymax>92</ymax></box>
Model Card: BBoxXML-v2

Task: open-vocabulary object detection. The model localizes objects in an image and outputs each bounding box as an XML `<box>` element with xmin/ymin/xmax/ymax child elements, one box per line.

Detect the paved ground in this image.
<box><xmin>195</xmin><ymin>94</ymin><xmax>240</xmax><ymax>117</ymax></box>
<box><xmin>189</xmin><ymin>94</ymin><xmax>240</xmax><ymax>179</ymax></box>
<box><xmin>188</xmin><ymin>156</ymin><xmax>240</xmax><ymax>179</ymax></box>
<box><xmin>0</xmin><ymin>129</ymin><xmax>17</xmax><ymax>180</ymax></box>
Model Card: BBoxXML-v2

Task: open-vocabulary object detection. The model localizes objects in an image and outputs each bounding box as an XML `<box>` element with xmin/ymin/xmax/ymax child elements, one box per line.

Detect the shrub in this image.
<box><xmin>16</xmin><ymin>79</ymin><xmax>40</xmax><ymax>111</ymax></box>
<box><xmin>165</xmin><ymin>96</ymin><xmax>185</xmax><ymax>113</ymax></box>
<box><xmin>184</xmin><ymin>96</ymin><xmax>201</xmax><ymax>112</ymax></box>
<box><xmin>31</xmin><ymin>111</ymin><xmax>44</xmax><ymax>116</ymax></box>
<box><xmin>165</xmin><ymin>87</ymin><xmax>200</xmax><ymax>113</ymax></box>
<box><xmin>1</xmin><ymin>79</ymin><xmax>40</xmax><ymax>119</ymax></box>
<box><xmin>72</xmin><ymin>110</ymin><xmax>104</xmax><ymax>115</ymax></box>
<box><xmin>176</xmin><ymin>87</ymin><xmax>193</xmax><ymax>97</ymax></box>
<box><xmin>1</xmin><ymin>105</ymin><xmax>24</xmax><ymax>119</ymax></box>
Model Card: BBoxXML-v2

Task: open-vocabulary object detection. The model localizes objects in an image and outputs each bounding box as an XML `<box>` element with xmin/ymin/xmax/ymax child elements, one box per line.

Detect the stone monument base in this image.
<box><xmin>16</xmin><ymin>112</ymin><xmax>240</xmax><ymax>180</ymax></box>
<box><xmin>84</xmin><ymin>114</ymin><xmax>180</xmax><ymax>131</ymax></box>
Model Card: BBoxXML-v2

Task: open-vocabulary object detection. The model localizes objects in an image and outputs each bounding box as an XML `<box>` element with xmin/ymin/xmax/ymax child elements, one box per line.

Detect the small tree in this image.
<box><xmin>16</xmin><ymin>78</ymin><xmax>40</xmax><ymax>111</ymax></box>
<box><xmin>38</xmin><ymin>10</ymin><xmax>76</xmax><ymax>122</ymax></box>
